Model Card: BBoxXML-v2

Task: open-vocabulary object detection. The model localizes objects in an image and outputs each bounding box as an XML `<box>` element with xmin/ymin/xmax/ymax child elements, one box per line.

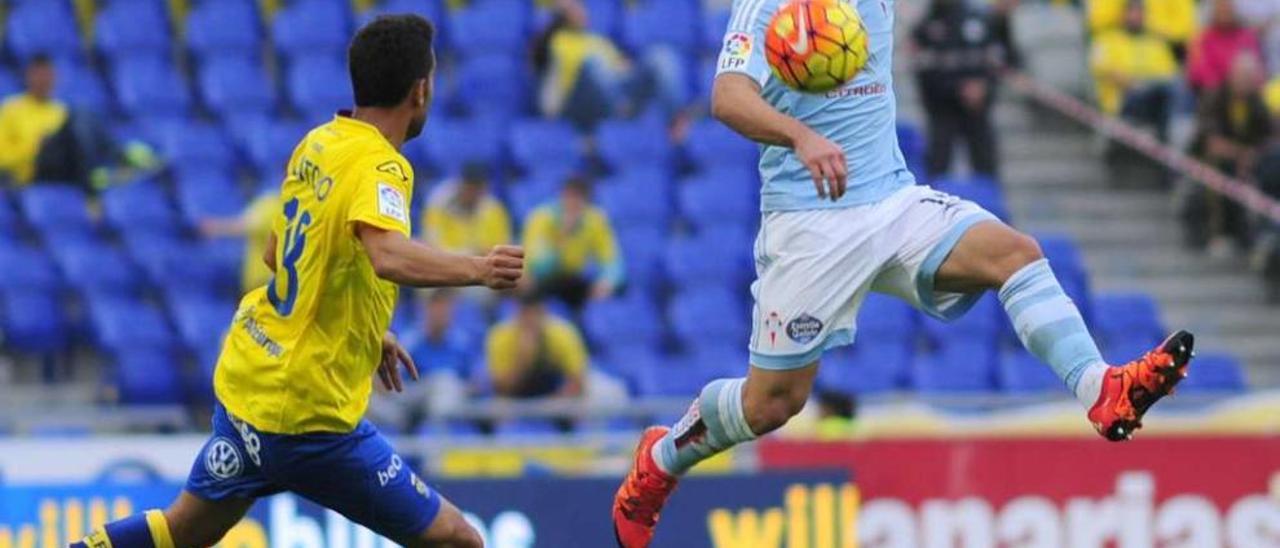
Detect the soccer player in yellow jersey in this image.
<box><xmin>74</xmin><ymin>15</ymin><xmax>520</xmax><ymax>548</ymax></box>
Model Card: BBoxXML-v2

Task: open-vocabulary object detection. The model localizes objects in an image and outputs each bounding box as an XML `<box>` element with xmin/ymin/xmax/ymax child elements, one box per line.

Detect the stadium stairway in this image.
<box><xmin>896</xmin><ymin>3</ymin><xmax>1280</xmax><ymax>388</ymax></box>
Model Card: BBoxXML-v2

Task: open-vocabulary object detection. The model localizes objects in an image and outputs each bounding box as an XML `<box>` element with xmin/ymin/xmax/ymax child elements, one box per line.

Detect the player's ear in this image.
<box><xmin>415</xmin><ymin>78</ymin><xmax>430</xmax><ymax>107</ymax></box>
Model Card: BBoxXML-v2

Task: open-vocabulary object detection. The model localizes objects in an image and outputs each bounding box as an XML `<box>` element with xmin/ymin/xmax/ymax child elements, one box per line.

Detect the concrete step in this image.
<box><xmin>1007</xmin><ymin>191</ymin><xmax>1174</xmax><ymax>221</ymax></box>
<box><xmin>1093</xmin><ymin>276</ymin><xmax>1269</xmax><ymax>307</ymax></box>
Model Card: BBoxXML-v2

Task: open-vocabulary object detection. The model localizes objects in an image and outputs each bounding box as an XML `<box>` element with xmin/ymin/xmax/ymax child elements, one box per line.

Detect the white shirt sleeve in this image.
<box><xmin>715</xmin><ymin>0</ymin><xmax>773</xmax><ymax>87</ymax></box>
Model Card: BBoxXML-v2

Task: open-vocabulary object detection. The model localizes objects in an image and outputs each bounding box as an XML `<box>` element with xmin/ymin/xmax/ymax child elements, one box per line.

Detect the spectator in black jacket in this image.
<box><xmin>1188</xmin><ymin>52</ymin><xmax>1272</xmax><ymax>253</ymax></box>
<box><xmin>912</xmin><ymin>0</ymin><xmax>1006</xmax><ymax>180</ymax></box>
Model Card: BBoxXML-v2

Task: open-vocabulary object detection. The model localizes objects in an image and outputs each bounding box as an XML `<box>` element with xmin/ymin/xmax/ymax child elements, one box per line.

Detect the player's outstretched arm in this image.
<box><xmin>356</xmin><ymin>223</ymin><xmax>524</xmax><ymax>289</ymax></box>
<box><xmin>711</xmin><ymin>73</ymin><xmax>848</xmax><ymax>201</ymax></box>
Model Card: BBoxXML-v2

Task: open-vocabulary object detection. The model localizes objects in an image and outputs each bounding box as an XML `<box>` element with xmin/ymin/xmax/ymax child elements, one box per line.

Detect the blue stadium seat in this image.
<box><xmin>1</xmin><ymin>289</ymin><xmax>69</xmax><ymax>354</ymax></box>
<box><xmin>199</xmin><ymin>56</ymin><xmax>277</xmax><ymax>116</ymax></box>
<box><xmin>449</xmin><ymin>54</ymin><xmax>530</xmax><ymax>120</ymax></box>
<box><xmin>857</xmin><ymin>293</ymin><xmax>917</xmax><ymax>342</ymax></box>
<box><xmin>933</xmin><ymin>177</ymin><xmax>1010</xmax><ymax>221</ymax></box>
<box><xmin>55</xmin><ymin>62</ymin><xmax>111</xmax><ymax>113</ymax></box>
<box><xmin>912</xmin><ymin>341</ymin><xmax>998</xmax><ymax>394</ymax></box>
<box><xmin>114</xmin><ymin>350</ymin><xmax>184</xmax><ymax>405</ymax></box>
<box><xmin>493</xmin><ymin>418</ymin><xmax>561</xmax><ymax>438</ymax></box>
<box><xmin>19</xmin><ymin>184</ymin><xmax>95</xmax><ymax>237</ymax></box>
<box><xmin>669</xmin><ymin>287</ymin><xmax>747</xmax><ymax>346</ymax></box>
<box><xmin>169</xmin><ymin>296</ymin><xmax>234</xmax><ymax>358</ymax></box>
<box><xmin>243</xmin><ymin>119</ymin><xmax>309</xmax><ymax>177</ymax></box>
<box><xmin>152</xmin><ymin>121</ymin><xmax>237</xmax><ymax>169</ymax></box>
<box><xmin>634</xmin><ymin>354</ymin><xmax>719</xmax><ymax>396</ymax></box>
<box><xmin>287</xmin><ymin>55</ymin><xmax>352</xmax><ymax>119</ymax></box>
<box><xmin>616</xmin><ymin>226</ymin><xmax>666</xmax><ymax>295</ymax></box>
<box><xmin>596</xmin><ymin>119</ymin><xmax>672</xmax><ymax>171</ymax></box>
<box><xmin>374</xmin><ymin>0</ymin><xmax>448</xmax><ymax>41</ymax></box>
<box><xmin>89</xmin><ymin>297</ymin><xmax>176</xmax><ymax>354</ymax></box>
<box><xmin>420</xmin><ymin>117</ymin><xmax>506</xmax><ymax>174</ymax></box>
<box><xmin>509</xmin><ymin>120</ymin><xmax>583</xmax><ymax>175</ymax></box>
<box><xmin>921</xmin><ymin>293</ymin><xmax>1004</xmax><ymax>347</ymax></box>
<box><xmin>50</xmin><ymin>242</ymin><xmax>141</xmax><ymax>297</ymax></box>
<box><xmin>1092</xmin><ymin>293</ymin><xmax>1165</xmax><ymax>356</ymax></box>
<box><xmin>120</xmin><ymin>230</ymin><xmax>180</xmax><ymax>286</ymax></box>
<box><xmin>416</xmin><ymin>420</ymin><xmax>484</xmax><ymax>438</ymax></box>
<box><xmin>0</xmin><ymin>67</ymin><xmax>19</xmax><ymax>98</ymax></box>
<box><xmin>112</xmin><ymin>57</ymin><xmax>192</xmax><ymax>116</ymax></box>
<box><xmin>448</xmin><ymin>1</ymin><xmax>529</xmax><ymax>57</ymax></box>
<box><xmin>0</xmin><ymin>245</ymin><xmax>61</xmax><ymax>292</ymax></box>
<box><xmin>583</xmin><ymin>0</ymin><xmax>623</xmax><ymax>38</ymax></box>
<box><xmin>583</xmin><ymin>296</ymin><xmax>664</xmax><ymax>351</ymax></box>
<box><xmin>897</xmin><ymin>122</ymin><xmax>926</xmax><ymax>176</ymax></box>
<box><xmin>506</xmin><ymin>174</ymin><xmax>564</xmax><ymax>223</ymax></box>
<box><xmin>684</xmin><ymin>119</ymin><xmax>757</xmax><ymax>170</ymax></box>
<box><xmin>664</xmin><ymin>230</ymin><xmax>751</xmax><ymax>291</ymax></box>
<box><xmin>176</xmin><ymin>169</ymin><xmax>247</xmax><ymax>225</ymax></box>
<box><xmin>687</xmin><ymin>341</ymin><xmax>748</xmax><ymax>378</ymax></box>
<box><xmin>1178</xmin><ymin>352</ymin><xmax>1245</xmax><ymax>393</ymax></box>
<box><xmin>820</xmin><ymin>341</ymin><xmax>912</xmax><ymax>395</ymax></box>
<box><xmin>623</xmin><ymin>0</ymin><xmax>700</xmax><ymax>53</ymax></box>
<box><xmin>596</xmin><ymin>168</ymin><xmax>672</xmax><ymax>228</ymax></box>
<box><xmin>702</xmin><ymin>7</ymin><xmax>731</xmax><ymax>53</ymax></box>
<box><xmin>95</xmin><ymin>0</ymin><xmax>171</xmax><ymax>58</ymax></box>
<box><xmin>273</xmin><ymin>0</ymin><xmax>351</xmax><ymax>58</ymax></box>
<box><xmin>6</xmin><ymin>2</ymin><xmax>82</xmax><ymax>61</ymax></box>
<box><xmin>678</xmin><ymin>173</ymin><xmax>757</xmax><ymax>229</ymax></box>
<box><xmin>997</xmin><ymin>348</ymin><xmax>1063</xmax><ymax>393</ymax></box>
<box><xmin>0</xmin><ymin>190</ymin><xmax>16</xmax><ymax>236</ymax></box>
<box><xmin>186</xmin><ymin>1</ymin><xmax>263</xmax><ymax>59</ymax></box>
<box><xmin>102</xmin><ymin>181</ymin><xmax>179</xmax><ymax>235</ymax></box>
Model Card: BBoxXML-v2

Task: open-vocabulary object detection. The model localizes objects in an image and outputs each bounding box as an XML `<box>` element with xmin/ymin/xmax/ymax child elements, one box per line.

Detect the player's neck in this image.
<box><xmin>349</xmin><ymin>107</ymin><xmax>408</xmax><ymax>149</ymax></box>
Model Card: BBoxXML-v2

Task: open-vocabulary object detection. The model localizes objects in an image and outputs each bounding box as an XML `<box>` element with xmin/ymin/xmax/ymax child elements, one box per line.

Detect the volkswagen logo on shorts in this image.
<box><xmin>205</xmin><ymin>437</ymin><xmax>243</xmax><ymax>480</ymax></box>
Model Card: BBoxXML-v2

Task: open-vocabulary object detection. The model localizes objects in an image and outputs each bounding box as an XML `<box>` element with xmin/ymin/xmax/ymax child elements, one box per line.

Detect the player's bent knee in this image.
<box><xmin>743</xmin><ymin>384</ymin><xmax>809</xmax><ymax>434</ymax></box>
<box><xmin>991</xmin><ymin>230</ymin><xmax>1044</xmax><ymax>284</ymax></box>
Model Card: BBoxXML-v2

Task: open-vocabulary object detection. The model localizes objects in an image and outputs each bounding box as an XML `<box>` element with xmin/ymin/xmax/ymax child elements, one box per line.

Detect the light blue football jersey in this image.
<box><xmin>716</xmin><ymin>0</ymin><xmax>914</xmax><ymax>212</ymax></box>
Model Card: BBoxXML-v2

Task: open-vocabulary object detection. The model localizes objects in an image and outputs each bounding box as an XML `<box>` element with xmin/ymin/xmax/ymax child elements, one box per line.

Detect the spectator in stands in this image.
<box><xmin>912</xmin><ymin>0</ymin><xmax>1005</xmax><ymax>179</ymax></box>
<box><xmin>1234</xmin><ymin>0</ymin><xmax>1280</xmax><ymax>75</ymax></box>
<box><xmin>484</xmin><ymin>292</ymin><xmax>587</xmax><ymax>399</ymax></box>
<box><xmin>369</xmin><ymin>290</ymin><xmax>474</xmax><ymax>429</ymax></box>
<box><xmin>422</xmin><ymin>163</ymin><xmax>513</xmax><ymax>256</ymax></box>
<box><xmin>1188</xmin><ymin>0</ymin><xmax>1261</xmax><ymax>94</ymax></box>
<box><xmin>1266</xmin><ymin>75</ymin><xmax>1280</xmax><ymax>115</ymax></box>
<box><xmin>1188</xmin><ymin>52</ymin><xmax>1272</xmax><ymax>253</ymax></box>
<box><xmin>813</xmin><ymin>390</ymin><xmax>858</xmax><ymax>440</ymax></box>
<box><xmin>1088</xmin><ymin>0</ymin><xmax>1198</xmax><ymax>61</ymax></box>
<box><xmin>0</xmin><ymin>54</ymin><xmax>155</xmax><ymax>190</ymax></box>
<box><xmin>406</xmin><ymin>289</ymin><xmax>474</xmax><ymax>380</ymax></box>
<box><xmin>1090</xmin><ymin>0</ymin><xmax>1179</xmax><ymax>142</ymax></box>
<box><xmin>531</xmin><ymin>0</ymin><xmax>688</xmax><ymax>130</ymax></box>
<box><xmin>199</xmin><ymin>186</ymin><xmax>281</xmax><ymax>293</ymax></box>
<box><xmin>523</xmin><ymin>176</ymin><xmax>623</xmax><ymax>310</ymax></box>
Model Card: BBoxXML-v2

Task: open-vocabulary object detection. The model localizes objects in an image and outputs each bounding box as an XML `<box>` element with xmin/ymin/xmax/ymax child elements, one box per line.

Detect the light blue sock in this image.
<box><xmin>651</xmin><ymin>378</ymin><xmax>757</xmax><ymax>476</ymax></box>
<box><xmin>999</xmin><ymin>259</ymin><xmax>1108</xmax><ymax>406</ymax></box>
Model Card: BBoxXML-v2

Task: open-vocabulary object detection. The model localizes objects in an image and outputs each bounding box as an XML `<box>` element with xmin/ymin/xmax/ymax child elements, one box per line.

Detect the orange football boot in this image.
<box><xmin>613</xmin><ymin>426</ymin><xmax>678</xmax><ymax>548</ymax></box>
<box><xmin>1088</xmin><ymin>330</ymin><xmax>1195</xmax><ymax>441</ymax></box>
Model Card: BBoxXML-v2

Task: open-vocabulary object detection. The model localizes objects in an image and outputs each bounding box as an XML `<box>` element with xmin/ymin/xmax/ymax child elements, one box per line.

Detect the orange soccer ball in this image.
<box><xmin>764</xmin><ymin>0</ymin><xmax>870</xmax><ymax>93</ymax></box>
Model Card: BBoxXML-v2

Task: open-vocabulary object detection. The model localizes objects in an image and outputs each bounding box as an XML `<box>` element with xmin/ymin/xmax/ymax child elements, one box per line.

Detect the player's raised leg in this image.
<box><xmin>406</xmin><ymin>498</ymin><xmax>484</xmax><ymax>548</ymax></box>
<box><xmin>613</xmin><ymin>365</ymin><xmax>818</xmax><ymax>548</ymax></box>
<box><xmin>935</xmin><ymin>221</ymin><xmax>1194</xmax><ymax>441</ymax></box>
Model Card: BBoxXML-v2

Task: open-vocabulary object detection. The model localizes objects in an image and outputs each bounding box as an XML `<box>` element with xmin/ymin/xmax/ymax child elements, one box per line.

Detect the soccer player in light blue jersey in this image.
<box><xmin>612</xmin><ymin>1</ymin><xmax>1195</xmax><ymax>545</ymax></box>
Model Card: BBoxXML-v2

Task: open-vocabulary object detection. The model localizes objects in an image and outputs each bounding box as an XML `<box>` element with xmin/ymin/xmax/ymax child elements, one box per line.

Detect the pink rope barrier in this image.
<box><xmin>1005</xmin><ymin>72</ymin><xmax>1280</xmax><ymax>224</ymax></box>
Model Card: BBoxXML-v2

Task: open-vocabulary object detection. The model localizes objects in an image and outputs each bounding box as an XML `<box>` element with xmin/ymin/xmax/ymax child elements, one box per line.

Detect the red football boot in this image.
<box><xmin>1088</xmin><ymin>330</ymin><xmax>1195</xmax><ymax>441</ymax></box>
<box><xmin>613</xmin><ymin>426</ymin><xmax>678</xmax><ymax>548</ymax></box>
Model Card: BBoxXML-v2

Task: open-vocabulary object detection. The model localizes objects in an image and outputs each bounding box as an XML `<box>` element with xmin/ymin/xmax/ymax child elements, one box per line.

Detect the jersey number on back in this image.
<box><xmin>267</xmin><ymin>197</ymin><xmax>312</xmax><ymax>316</ymax></box>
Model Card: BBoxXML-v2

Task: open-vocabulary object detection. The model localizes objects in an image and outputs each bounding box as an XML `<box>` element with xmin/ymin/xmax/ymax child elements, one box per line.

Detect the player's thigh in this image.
<box><xmin>934</xmin><ymin>221</ymin><xmax>1043</xmax><ymax>293</ymax></box>
<box><xmin>402</xmin><ymin>497</ymin><xmax>483</xmax><ymax>548</ymax></box>
<box><xmin>750</xmin><ymin>209</ymin><xmax>883</xmax><ymax>369</ymax></box>
<box><xmin>283</xmin><ymin>423</ymin><xmax>443</xmax><ymax>543</ymax></box>
<box><xmin>164</xmin><ymin>490</ymin><xmax>254</xmax><ymax>548</ymax></box>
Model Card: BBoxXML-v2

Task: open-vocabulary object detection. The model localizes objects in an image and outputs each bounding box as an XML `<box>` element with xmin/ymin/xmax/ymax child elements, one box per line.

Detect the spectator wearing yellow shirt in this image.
<box><xmin>1088</xmin><ymin>0</ymin><xmax>1197</xmax><ymax>60</ymax></box>
<box><xmin>422</xmin><ymin>163</ymin><xmax>513</xmax><ymax>255</ymax></box>
<box><xmin>531</xmin><ymin>0</ymin><xmax>687</xmax><ymax>129</ymax></box>
<box><xmin>199</xmin><ymin>188</ymin><xmax>281</xmax><ymax>293</ymax></box>
<box><xmin>523</xmin><ymin>177</ymin><xmax>623</xmax><ymax>310</ymax></box>
<box><xmin>485</xmin><ymin>292</ymin><xmax>587</xmax><ymax>399</ymax></box>
<box><xmin>1266</xmin><ymin>77</ymin><xmax>1280</xmax><ymax>115</ymax></box>
<box><xmin>1091</xmin><ymin>0</ymin><xmax>1179</xmax><ymax>141</ymax></box>
<box><xmin>0</xmin><ymin>54</ymin><xmax>156</xmax><ymax>190</ymax></box>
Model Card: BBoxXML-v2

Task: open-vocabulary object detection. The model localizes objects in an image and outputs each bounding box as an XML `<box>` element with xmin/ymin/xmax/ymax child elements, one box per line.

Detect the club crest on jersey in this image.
<box><xmin>719</xmin><ymin>32</ymin><xmax>752</xmax><ymax>70</ymax></box>
<box><xmin>786</xmin><ymin>314</ymin><xmax>823</xmax><ymax>344</ymax></box>
<box><xmin>376</xmin><ymin>160</ymin><xmax>409</xmax><ymax>182</ymax></box>
<box><xmin>377</xmin><ymin>182</ymin><xmax>408</xmax><ymax>224</ymax></box>
<box><xmin>204</xmin><ymin>437</ymin><xmax>243</xmax><ymax>480</ymax></box>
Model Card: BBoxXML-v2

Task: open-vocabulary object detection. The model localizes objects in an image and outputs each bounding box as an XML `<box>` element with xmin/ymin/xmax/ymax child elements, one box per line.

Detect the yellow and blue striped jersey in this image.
<box><xmin>214</xmin><ymin>114</ymin><xmax>414</xmax><ymax>434</ymax></box>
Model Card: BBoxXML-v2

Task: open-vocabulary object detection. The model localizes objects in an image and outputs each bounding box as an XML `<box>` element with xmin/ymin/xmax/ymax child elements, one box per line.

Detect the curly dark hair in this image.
<box><xmin>348</xmin><ymin>14</ymin><xmax>436</xmax><ymax>108</ymax></box>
